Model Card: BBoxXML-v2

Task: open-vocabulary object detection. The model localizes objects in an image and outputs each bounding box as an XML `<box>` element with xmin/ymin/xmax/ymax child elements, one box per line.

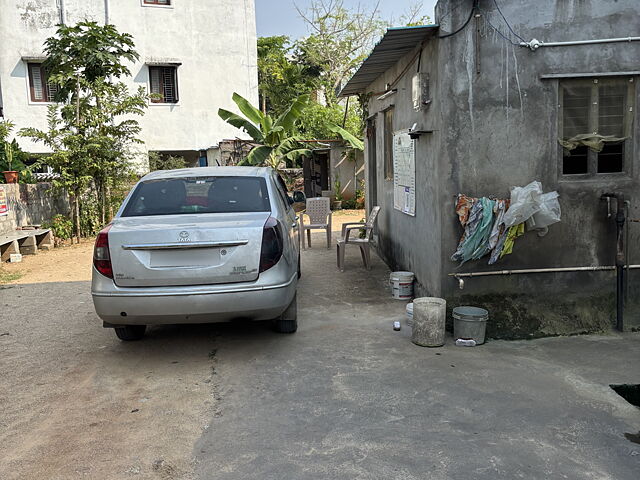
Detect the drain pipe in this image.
<box><xmin>521</xmin><ymin>37</ymin><xmax>640</xmax><ymax>51</ymax></box>
<box><xmin>602</xmin><ymin>193</ymin><xmax>626</xmax><ymax>331</ymax></box>
<box><xmin>450</xmin><ymin>265</ymin><xmax>640</xmax><ymax>290</ymax></box>
<box><xmin>57</xmin><ymin>0</ymin><xmax>66</xmax><ymax>24</ymax></box>
<box><xmin>625</xmin><ymin>201</ymin><xmax>631</xmax><ymax>302</ymax></box>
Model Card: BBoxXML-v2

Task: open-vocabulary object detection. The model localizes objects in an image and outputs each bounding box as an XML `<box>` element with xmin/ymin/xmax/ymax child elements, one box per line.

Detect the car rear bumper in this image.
<box><xmin>91</xmin><ymin>267</ymin><xmax>297</xmax><ymax>325</ymax></box>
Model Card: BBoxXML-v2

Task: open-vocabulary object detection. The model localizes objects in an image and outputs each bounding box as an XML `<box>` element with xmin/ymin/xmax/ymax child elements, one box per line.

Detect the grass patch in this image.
<box><xmin>0</xmin><ymin>268</ymin><xmax>22</xmax><ymax>284</ymax></box>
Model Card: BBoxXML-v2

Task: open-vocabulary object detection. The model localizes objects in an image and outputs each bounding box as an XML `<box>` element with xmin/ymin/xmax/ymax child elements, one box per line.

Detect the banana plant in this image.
<box><xmin>327</xmin><ymin>123</ymin><xmax>364</xmax><ymax>151</ymax></box>
<box><xmin>218</xmin><ymin>93</ymin><xmax>312</xmax><ymax>169</ymax></box>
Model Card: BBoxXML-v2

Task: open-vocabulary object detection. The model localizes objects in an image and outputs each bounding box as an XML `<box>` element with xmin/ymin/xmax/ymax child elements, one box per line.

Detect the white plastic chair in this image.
<box><xmin>336</xmin><ymin>206</ymin><xmax>380</xmax><ymax>272</ymax></box>
<box><xmin>299</xmin><ymin>197</ymin><xmax>332</xmax><ymax>249</ymax></box>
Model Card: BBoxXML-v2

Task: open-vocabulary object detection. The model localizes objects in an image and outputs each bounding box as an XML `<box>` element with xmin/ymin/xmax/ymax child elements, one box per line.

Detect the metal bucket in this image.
<box><xmin>453</xmin><ymin>306</ymin><xmax>489</xmax><ymax>345</ymax></box>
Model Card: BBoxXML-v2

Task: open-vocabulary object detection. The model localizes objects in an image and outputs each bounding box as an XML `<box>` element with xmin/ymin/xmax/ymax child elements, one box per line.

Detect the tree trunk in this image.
<box><xmin>75</xmin><ymin>188</ymin><xmax>81</xmax><ymax>243</ymax></box>
<box><xmin>76</xmin><ymin>75</ymin><xmax>81</xmax><ymax>128</ymax></box>
<box><xmin>106</xmin><ymin>183</ymin><xmax>113</xmax><ymax>221</ymax></box>
<box><xmin>96</xmin><ymin>178</ymin><xmax>106</xmax><ymax>225</ymax></box>
<box><xmin>102</xmin><ymin>181</ymin><xmax>107</xmax><ymax>225</ymax></box>
<box><xmin>342</xmin><ymin>96</ymin><xmax>349</xmax><ymax>128</ymax></box>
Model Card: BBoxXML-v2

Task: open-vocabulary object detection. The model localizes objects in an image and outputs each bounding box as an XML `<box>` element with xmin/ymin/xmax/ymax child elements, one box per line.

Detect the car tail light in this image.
<box><xmin>93</xmin><ymin>225</ymin><xmax>113</xmax><ymax>279</ymax></box>
<box><xmin>259</xmin><ymin>217</ymin><xmax>283</xmax><ymax>273</ymax></box>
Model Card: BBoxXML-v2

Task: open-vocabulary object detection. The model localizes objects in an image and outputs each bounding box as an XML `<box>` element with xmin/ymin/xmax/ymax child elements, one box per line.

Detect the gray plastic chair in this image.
<box><xmin>299</xmin><ymin>197</ymin><xmax>332</xmax><ymax>249</ymax></box>
<box><xmin>336</xmin><ymin>206</ymin><xmax>380</xmax><ymax>271</ymax></box>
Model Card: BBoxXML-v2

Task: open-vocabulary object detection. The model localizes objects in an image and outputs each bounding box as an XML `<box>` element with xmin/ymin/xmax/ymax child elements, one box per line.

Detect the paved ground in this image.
<box><xmin>1</xmin><ymin>225</ymin><xmax>639</xmax><ymax>479</ymax></box>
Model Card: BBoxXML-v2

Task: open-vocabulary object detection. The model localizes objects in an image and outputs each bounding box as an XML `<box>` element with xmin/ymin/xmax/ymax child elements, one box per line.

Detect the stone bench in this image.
<box><xmin>0</xmin><ymin>229</ymin><xmax>54</xmax><ymax>261</ymax></box>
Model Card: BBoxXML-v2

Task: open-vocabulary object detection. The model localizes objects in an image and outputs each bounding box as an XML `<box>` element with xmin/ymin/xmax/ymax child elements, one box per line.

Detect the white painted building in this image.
<box><xmin>0</xmin><ymin>0</ymin><xmax>258</xmax><ymax>167</ymax></box>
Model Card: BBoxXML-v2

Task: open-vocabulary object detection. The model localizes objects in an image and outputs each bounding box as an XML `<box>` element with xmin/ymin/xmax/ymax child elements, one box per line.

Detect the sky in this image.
<box><xmin>255</xmin><ymin>0</ymin><xmax>438</xmax><ymax>39</ymax></box>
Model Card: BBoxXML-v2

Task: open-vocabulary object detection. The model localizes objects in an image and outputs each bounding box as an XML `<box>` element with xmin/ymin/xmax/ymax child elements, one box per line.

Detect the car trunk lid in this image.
<box><xmin>109</xmin><ymin>212</ymin><xmax>270</xmax><ymax>287</ymax></box>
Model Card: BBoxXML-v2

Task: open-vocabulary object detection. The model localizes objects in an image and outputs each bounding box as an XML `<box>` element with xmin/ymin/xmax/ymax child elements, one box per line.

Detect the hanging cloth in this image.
<box><xmin>500</xmin><ymin>223</ymin><xmax>525</xmax><ymax>258</ymax></box>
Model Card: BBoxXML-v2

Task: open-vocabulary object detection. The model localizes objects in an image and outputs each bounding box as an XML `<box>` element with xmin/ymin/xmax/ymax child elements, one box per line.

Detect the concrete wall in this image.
<box><xmin>363</xmin><ymin>0</ymin><xmax>640</xmax><ymax>336</ymax></box>
<box><xmin>0</xmin><ymin>183</ymin><xmax>70</xmax><ymax>235</ymax></box>
<box><xmin>365</xmin><ymin>38</ymin><xmax>443</xmax><ymax>297</ymax></box>
<box><xmin>331</xmin><ymin>147</ymin><xmax>364</xmax><ymax>201</ymax></box>
<box><xmin>0</xmin><ymin>0</ymin><xmax>257</xmax><ymax>159</ymax></box>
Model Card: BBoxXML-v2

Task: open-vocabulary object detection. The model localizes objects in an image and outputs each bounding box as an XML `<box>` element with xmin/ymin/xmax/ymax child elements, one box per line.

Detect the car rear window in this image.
<box><xmin>121</xmin><ymin>176</ymin><xmax>272</xmax><ymax>217</ymax></box>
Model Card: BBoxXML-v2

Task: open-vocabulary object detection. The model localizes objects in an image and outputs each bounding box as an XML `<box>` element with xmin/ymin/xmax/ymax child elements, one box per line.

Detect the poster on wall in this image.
<box><xmin>0</xmin><ymin>186</ymin><xmax>8</xmax><ymax>216</ymax></box>
<box><xmin>392</xmin><ymin>129</ymin><xmax>416</xmax><ymax>216</ymax></box>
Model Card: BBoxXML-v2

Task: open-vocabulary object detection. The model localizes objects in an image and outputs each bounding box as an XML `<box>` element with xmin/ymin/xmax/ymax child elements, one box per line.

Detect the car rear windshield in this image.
<box><xmin>121</xmin><ymin>176</ymin><xmax>272</xmax><ymax>217</ymax></box>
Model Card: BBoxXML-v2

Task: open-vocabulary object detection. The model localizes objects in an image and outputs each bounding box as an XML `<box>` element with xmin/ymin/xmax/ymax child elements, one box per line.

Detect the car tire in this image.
<box><xmin>114</xmin><ymin>325</ymin><xmax>146</xmax><ymax>341</ymax></box>
<box><xmin>274</xmin><ymin>294</ymin><xmax>297</xmax><ymax>334</ymax></box>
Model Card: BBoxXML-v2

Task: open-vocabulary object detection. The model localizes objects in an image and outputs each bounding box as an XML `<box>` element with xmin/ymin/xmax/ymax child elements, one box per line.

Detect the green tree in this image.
<box><xmin>43</xmin><ymin>22</ymin><xmax>139</xmax><ymax>102</ymax></box>
<box><xmin>20</xmin><ymin>22</ymin><xmax>147</xmax><ymax>241</ymax></box>
<box><xmin>257</xmin><ymin>36</ymin><xmax>321</xmax><ymax>117</ymax></box>
<box><xmin>295</xmin><ymin>101</ymin><xmax>361</xmax><ymax>139</ymax></box>
<box><xmin>218</xmin><ymin>93</ymin><xmax>312</xmax><ymax>170</ymax></box>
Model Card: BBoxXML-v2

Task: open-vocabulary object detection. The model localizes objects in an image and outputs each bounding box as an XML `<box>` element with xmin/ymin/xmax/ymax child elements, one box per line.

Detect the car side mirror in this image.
<box><xmin>292</xmin><ymin>191</ymin><xmax>306</xmax><ymax>203</ymax></box>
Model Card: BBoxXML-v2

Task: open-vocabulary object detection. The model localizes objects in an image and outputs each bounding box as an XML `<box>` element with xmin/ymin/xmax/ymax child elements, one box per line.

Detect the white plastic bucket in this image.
<box><xmin>390</xmin><ymin>271</ymin><xmax>414</xmax><ymax>300</ymax></box>
<box><xmin>406</xmin><ymin>302</ymin><xmax>414</xmax><ymax>326</ymax></box>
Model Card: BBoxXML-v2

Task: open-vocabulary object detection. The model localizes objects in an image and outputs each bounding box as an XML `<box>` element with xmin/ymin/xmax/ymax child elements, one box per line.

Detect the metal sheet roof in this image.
<box><xmin>339</xmin><ymin>25</ymin><xmax>439</xmax><ymax>97</ymax></box>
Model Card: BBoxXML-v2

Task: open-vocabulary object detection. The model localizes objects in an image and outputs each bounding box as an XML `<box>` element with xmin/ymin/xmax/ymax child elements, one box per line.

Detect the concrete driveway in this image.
<box><xmin>1</xmin><ymin>235</ymin><xmax>639</xmax><ymax>479</ymax></box>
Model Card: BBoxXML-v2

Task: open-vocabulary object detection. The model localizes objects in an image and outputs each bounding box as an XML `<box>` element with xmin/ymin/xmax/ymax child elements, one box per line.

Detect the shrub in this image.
<box><xmin>342</xmin><ymin>198</ymin><xmax>357</xmax><ymax>210</ymax></box>
<box><xmin>148</xmin><ymin>151</ymin><xmax>187</xmax><ymax>171</ymax></box>
<box><xmin>43</xmin><ymin>214</ymin><xmax>73</xmax><ymax>241</ymax></box>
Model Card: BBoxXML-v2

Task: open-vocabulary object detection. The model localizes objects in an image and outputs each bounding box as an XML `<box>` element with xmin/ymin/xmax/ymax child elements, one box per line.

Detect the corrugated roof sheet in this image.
<box><xmin>339</xmin><ymin>25</ymin><xmax>439</xmax><ymax>97</ymax></box>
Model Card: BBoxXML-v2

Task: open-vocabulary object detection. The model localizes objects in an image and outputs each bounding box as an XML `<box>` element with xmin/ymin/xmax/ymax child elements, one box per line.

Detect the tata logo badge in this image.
<box><xmin>178</xmin><ymin>231</ymin><xmax>190</xmax><ymax>242</ymax></box>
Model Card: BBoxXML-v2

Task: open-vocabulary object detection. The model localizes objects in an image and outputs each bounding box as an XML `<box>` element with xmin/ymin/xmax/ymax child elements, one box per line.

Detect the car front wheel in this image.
<box><xmin>114</xmin><ymin>325</ymin><xmax>146</xmax><ymax>341</ymax></box>
<box><xmin>274</xmin><ymin>294</ymin><xmax>297</xmax><ymax>334</ymax></box>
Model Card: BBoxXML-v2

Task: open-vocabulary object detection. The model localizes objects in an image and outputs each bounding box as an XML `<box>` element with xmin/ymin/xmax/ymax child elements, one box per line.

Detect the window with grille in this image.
<box><xmin>143</xmin><ymin>0</ymin><xmax>171</xmax><ymax>5</ymax></box>
<box><xmin>384</xmin><ymin>108</ymin><xmax>394</xmax><ymax>180</ymax></box>
<box><xmin>149</xmin><ymin>66</ymin><xmax>179</xmax><ymax>104</ymax></box>
<box><xmin>560</xmin><ymin>78</ymin><xmax>634</xmax><ymax>176</ymax></box>
<box><xmin>27</xmin><ymin>63</ymin><xmax>58</xmax><ymax>103</ymax></box>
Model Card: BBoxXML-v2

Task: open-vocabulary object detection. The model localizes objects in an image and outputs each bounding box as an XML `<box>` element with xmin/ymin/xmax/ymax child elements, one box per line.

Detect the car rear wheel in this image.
<box><xmin>274</xmin><ymin>294</ymin><xmax>297</xmax><ymax>334</ymax></box>
<box><xmin>114</xmin><ymin>325</ymin><xmax>146</xmax><ymax>341</ymax></box>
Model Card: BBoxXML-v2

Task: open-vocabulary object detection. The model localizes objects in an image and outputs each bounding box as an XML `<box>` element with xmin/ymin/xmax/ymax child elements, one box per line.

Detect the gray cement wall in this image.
<box><xmin>364</xmin><ymin>0</ymin><xmax>640</xmax><ymax>336</ymax></box>
<box><xmin>366</xmin><ymin>38</ymin><xmax>444</xmax><ymax>297</ymax></box>
<box><xmin>0</xmin><ymin>183</ymin><xmax>70</xmax><ymax>235</ymax></box>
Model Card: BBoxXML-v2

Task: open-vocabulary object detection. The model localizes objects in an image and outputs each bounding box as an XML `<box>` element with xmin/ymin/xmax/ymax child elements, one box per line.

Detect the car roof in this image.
<box><xmin>140</xmin><ymin>166</ymin><xmax>274</xmax><ymax>181</ymax></box>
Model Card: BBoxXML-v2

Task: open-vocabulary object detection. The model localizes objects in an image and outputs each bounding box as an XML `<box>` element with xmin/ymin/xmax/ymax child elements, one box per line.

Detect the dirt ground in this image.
<box><xmin>0</xmin><ymin>210</ymin><xmax>365</xmax><ymax>285</ymax></box>
<box><xmin>1</xmin><ymin>207</ymin><xmax>639</xmax><ymax>480</ymax></box>
<box><xmin>0</xmin><ymin>209</ymin><xmax>366</xmax><ymax>480</ymax></box>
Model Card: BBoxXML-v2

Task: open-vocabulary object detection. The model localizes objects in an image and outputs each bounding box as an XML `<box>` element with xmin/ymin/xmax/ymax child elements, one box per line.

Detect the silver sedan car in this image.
<box><xmin>91</xmin><ymin>167</ymin><xmax>300</xmax><ymax>341</ymax></box>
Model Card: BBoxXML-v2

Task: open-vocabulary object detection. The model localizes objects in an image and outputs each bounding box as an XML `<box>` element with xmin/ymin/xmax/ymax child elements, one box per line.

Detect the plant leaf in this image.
<box><xmin>232</xmin><ymin>92</ymin><xmax>264</xmax><ymax>126</ymax></box>
<box><xmin>328</xmin><ymin>123</ymin><xmax>364</xmax><ymax>150</ymax></box>
<box><xmin>274</xmin><ymin>94</ymin><xmax>310</xmax><ymax>131</ymax></box>
<box><xmin>245</xmin><ymin>145</ymin><xmax>273</xmax><ymax>166</ymax></box>
<box><xmin>218</xmin><ymin>108</ymin><xmax>264</xmax><ymax>142</ymax></box>
<box><xmin>280</xmin><ymin>148</ymin><xmax>312</xmax><ymax>162</ymax></box>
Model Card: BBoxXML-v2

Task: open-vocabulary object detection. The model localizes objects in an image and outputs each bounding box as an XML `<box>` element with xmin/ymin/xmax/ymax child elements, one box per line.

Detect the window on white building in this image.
<box><xmin>27</xmin><ymin>63</ymin><xmax>58</xmax><ymax>103</ymax></box>
<box><xmin>143</xmin><ymin>0</ymin><xmax>171</xmax><ymax>5</ymax></box>
<box><xmin>149</xmin><ymin>66</ymin><xmax>179</xmax><ymax>104</ymax></box>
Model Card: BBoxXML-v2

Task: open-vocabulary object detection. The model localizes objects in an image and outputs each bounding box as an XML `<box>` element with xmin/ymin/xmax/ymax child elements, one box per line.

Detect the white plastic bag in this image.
<box><xmin>502</xmin><ymin>181</ymin><xmax>543</xmax><ymax>227</ymax></box>
<box><xmin>527</xmin><ymin>191</ymin><xmax>561</xmax><ymax>229</ymax></box>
